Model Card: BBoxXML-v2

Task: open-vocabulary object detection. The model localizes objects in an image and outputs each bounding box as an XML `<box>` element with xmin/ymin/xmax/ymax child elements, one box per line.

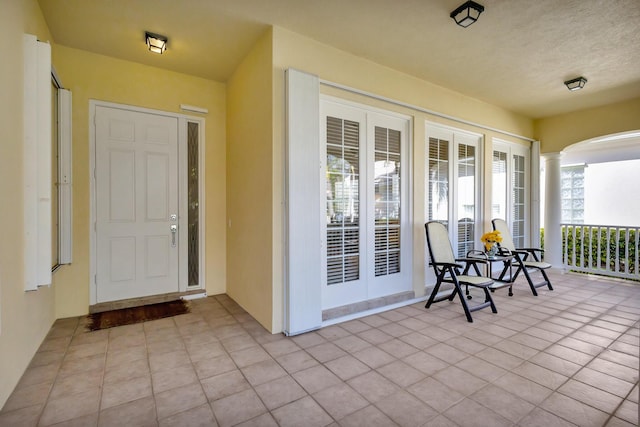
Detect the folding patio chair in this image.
<box><xmin>424</xmin><ymin>221</ymin><xmax>497</xmax><ymax>322</ymax></box>
<box><xmin>492</xmin><ymin>218</ymin><xmax>554</xmax><ymax>296</ymax></box>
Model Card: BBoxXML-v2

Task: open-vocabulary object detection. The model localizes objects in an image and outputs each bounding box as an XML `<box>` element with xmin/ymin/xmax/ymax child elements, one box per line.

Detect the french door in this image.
<box><xmin>426</xmin><ymin>124</ymin><xmax>483</xmax><ymax>258</ymax></box>
<box><xmin>492</xmin><ymin>140</ymin><xmax>530</xmax><ymax>248</ymax></box>
<box><xmin>321</xmin><ymin>99</ymin><xmax>411</xmax><ymax>310</ymax></box>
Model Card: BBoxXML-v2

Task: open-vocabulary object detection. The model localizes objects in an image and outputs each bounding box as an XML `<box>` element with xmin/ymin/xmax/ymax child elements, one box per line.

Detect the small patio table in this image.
<box><xmin>462</xmin><ymin>250</ymin><xmax>515</xmax><ymax>297</ymax></box>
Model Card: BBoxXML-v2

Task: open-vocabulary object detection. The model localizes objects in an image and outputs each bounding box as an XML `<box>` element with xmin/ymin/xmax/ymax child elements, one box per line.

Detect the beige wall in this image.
<box><xmin>0</xmin><ymin>0</ymin><xmax>57</xmax><ymax>409</ymax></box>
<box><xmin>535</xmin><ymin>97</ymin><xmax>640</xmax><ymax>153</ymax></box>
<box><xmin>226</xmin><ymin>30</ymin><xmax>275</xmax><ymax>330</ymax></box>
<box><xmin>270</xmin><ymin>27</ymin><xmax>535</xmax><ymax>332</ymax></box>
<box><xmin>51</xmin><ymin>46</ymin><xmax>227</xmax><ymax>318</ymax></box>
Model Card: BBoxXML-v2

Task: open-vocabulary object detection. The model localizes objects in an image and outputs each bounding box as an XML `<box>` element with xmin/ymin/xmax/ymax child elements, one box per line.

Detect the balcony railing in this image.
<box><xmin>562</xmin><ymin>223</ymin><xmax>640</xmax><ymax>281</ymax></box>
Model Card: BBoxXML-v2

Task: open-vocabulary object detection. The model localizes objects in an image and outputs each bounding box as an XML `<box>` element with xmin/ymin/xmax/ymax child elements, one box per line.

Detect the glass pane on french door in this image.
<box><xmin>427</xmin><ymin>137</ymin><xmax>449</xmax><ymax>225</ymax></box>
<box><xmin>457</xmin><ymin>143</ymin><xmax>476</xmax><ymax>257</ymax></box>
<box><xmin>512</xmin><ymin>154</ymin><xmax>526</xmax><ymax>248</ymax></box>
<box><xmin>326</xmin><ymin>116</ymin><xmax>360</xmax><ymax>285</ymax></box>
<box><xmin>374</xmin><ymin>126</ymin><xmax>401</xmax><ymax>277</ymax></box>
<box><xmin>492</xmin><ymin>141</ymin><xmax>529</xmax><ymax>248</ymax></box>
<box><xmin>492</xmin><ymin>150</ymin><xmax>508</xmax><ymax>220</ymax></box>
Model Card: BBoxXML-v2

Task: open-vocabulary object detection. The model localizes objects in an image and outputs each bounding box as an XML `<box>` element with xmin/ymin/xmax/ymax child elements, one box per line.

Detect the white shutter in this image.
<box><xmin>23</xmin><ymin>34</ymin><xmax>52</xmax><ymax>290</ymax></box>
<box><xmin>285</xmin><ymin>69</ymin><xmax>322</xmax><ymax>335</ymax></box>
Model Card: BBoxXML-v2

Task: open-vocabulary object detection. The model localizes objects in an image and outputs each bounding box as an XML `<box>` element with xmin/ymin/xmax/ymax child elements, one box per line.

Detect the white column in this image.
<box><xmin>543</xmin><ymin>152</ymin><xmax>563</xmax><ymax>267</ymax></box>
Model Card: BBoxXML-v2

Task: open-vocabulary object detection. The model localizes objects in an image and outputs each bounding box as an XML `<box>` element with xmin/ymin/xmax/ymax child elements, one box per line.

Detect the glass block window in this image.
<box><xmin>561</xmin><ymin>165</ymin><xmax>585</xmax><ymax>224</ymax></box>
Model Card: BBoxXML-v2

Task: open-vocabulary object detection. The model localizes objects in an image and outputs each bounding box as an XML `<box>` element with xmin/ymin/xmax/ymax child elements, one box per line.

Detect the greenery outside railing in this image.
<box><xmin>561</xmin><ymin>224</ymin><xmax>640</xmax><ymax>280</ymax></box>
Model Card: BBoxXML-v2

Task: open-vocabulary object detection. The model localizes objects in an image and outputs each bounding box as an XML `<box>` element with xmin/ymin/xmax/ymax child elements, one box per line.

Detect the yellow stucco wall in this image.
<box><xmin>226</xmin><ymin>30</ymin><xmax>275</xmax><ymax>331</ymax></box>
<box><xmin>0</xmin><ymin>0</ymin><xmax>57</xmax><ymax>409</ymax></box>
<box><xmin>51</xmin><ymin>46</ymin><xmax>227</xmax><ymax>318</ymax></box>
<box><xmin>534</xmin><ymin>97</ymin><xmax>640</xmax><ymax>153</ymax></box>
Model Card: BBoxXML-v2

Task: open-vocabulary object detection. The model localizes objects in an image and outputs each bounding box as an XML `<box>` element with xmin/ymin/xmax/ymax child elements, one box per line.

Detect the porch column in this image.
<box><xmin>543</xmin><ymin>152</ymin><xmax>563</xmax><ymax>267</ymax></box>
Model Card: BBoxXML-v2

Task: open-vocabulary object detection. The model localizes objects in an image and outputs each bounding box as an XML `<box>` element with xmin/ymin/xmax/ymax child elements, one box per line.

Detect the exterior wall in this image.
<box><xmin>51</xmin><ymin>46</ymin><xmax>227</xmax><ymax>318</ymax></box>
<box><xmin>0</xmin><ymin>0</ymin><xmax>56</xmax><ymax>409</ymax></box>
<box><xmin>226</xmin><ymin>30</ymin><xmax>275</xmax><ymax>331</ymax></box>
<box><xmin>534</xmin><ymin>97</ymin><xmax>640</xmax><ymax>153</ymax></box>
<box><xmin>270</xmin><ymin>26</ymin><xmax>535</xmax><ymax>333</ymax></box>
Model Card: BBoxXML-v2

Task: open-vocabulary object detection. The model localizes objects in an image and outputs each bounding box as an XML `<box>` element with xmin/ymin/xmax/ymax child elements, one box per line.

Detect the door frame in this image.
<box><xmin>89</xmin><ymin>100</ymin><xmax>206</xmax><ymax>305</ymax></box>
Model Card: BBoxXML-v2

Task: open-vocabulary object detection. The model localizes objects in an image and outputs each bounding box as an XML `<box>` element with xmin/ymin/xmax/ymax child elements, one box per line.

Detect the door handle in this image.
<box><xmin>170</xmin><ymin>225</ymin><xmax>178</xmax><ymax>247</ymax></box>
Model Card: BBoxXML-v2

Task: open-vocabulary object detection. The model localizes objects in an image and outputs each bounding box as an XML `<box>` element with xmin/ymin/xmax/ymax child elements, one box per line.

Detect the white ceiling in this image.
<box><xmin>38</xmin><ymin>0</ymin><xmax>640</xmax><ymax>118</ymax></box>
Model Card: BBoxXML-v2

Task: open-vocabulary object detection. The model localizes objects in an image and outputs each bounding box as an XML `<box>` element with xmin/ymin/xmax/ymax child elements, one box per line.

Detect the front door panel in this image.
<box><xmin>95</xmin><ymin>106</ymin><xmax>178</xmax><ymax>302</ymax></box>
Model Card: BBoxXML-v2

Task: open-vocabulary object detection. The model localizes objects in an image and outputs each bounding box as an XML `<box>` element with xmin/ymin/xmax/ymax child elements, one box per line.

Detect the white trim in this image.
<box><xmin>180</xmin><ymin>104</ymin><xmax>208</xmax><ymax>114</ymax></box>
<box><xmin>319</xmin><ymin>79</ymin><xmax>535</xmax><ymax>143</ymax></box>
<box><xmin>530</xmin><ymin>140</ymin><xmax>541</xmax><ymax>248</ymax></box>
<box><xmin>181</xmin><ymin>292</ymin><xmax>207</xmax><ymax>301</ymax></box>
<box><xmin>89</xmin><ymin>100</ymin><xmax>206</xmax><ymax>305</ymax></box>
<box><xmin>51</xmin><ymin>65</ymin><xmax>64</xmax><ymax>89</ymax></box>
<box><xmin>321</xmin><ymin>296</ymin><xmax>427</xmax><ymax>328</ymax></box>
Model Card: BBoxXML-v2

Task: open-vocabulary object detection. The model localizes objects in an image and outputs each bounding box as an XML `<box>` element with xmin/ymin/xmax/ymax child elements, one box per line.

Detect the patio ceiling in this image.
<box><xmin>38</xmin><ymin>0</ymin><xmax>640</xmax><ymax>119</ymax></box>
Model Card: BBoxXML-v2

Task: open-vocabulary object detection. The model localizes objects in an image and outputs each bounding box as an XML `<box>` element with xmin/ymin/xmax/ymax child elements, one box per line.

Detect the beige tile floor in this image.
<box><xmin>1</xmin><ymin>271</ymin><xmax>638</xmax><ymax>426</ymax></box>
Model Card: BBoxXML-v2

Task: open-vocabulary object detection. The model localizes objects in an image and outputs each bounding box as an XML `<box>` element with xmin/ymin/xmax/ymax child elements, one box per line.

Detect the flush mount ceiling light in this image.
<box><xmin>145</xmin><ymin>31</ymin><xmax>167</xmax><ymax>54</ymax></box>
<box><xmin>450</xmin><ymin>1</ymin><xmax>485</xmax><ymax>28</ymax></box>
<box><xmin>564</xmin><ymin>76</ymin><xmax>587</xmax><ymax>91</ymax></box>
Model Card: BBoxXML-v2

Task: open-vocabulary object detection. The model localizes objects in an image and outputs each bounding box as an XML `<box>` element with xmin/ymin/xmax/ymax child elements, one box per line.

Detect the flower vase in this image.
<box><xmin>486</xmin><ymin>245</ymin><xmax>498</xmax><ymax>257</ymax></box>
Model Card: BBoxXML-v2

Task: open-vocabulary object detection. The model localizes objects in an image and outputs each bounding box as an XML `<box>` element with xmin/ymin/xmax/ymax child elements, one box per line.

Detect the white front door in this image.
<box><xmin>95</xmin><ymin>105</ymin><xmax>179</xmax><ymax>303</ymax></box>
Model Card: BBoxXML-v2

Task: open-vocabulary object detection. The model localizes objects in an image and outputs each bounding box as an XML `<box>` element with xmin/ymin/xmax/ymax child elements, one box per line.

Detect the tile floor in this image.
<box><xmin>1</xmin><ymin>271</ymin><xmax>638</xmax><ymax>427</ymax></box>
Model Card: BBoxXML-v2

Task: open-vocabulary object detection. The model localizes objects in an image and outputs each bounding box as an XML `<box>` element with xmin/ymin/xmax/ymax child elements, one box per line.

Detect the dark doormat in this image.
<box><xmin>86</xmin><ymin>299</ymin><xmax>190</xmax><ymax>331</ymax></box>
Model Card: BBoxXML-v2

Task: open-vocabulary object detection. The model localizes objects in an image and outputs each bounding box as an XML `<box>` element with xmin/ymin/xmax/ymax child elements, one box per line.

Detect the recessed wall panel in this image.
<box><xmin>109</xmin><ymin>150</ymin><xmax>135</xmax><ymax>222</ymax></box>
<box><xmin>146</xmin><ymin>125</ymin><xmax>169</xmax><ymax>145</ymax></box>
<box><xmin>146</xmin><ymin>153</ymin><xmax>169</xmax><ymax>221</ymax></box>
<box><xmin>109</xmin><ymin>119</ymin><xmax>135</xmax><ymax>142</ymax></box>
<box><xmin>110</xmin><ymin>237</ymin><xmax>135</xmax><ymax>282</ymax></box>
<box><xmin>146</xmin><ymin>236</ymin><xmax>169</xmax><ymax>278</ymax></box>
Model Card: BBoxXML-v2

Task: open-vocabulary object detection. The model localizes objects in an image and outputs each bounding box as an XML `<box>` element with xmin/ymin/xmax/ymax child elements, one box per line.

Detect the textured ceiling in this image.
<box><xmin>38</xmin><ymin>0</ymin><xmax>640</xmax><ymax>118</ymax></box>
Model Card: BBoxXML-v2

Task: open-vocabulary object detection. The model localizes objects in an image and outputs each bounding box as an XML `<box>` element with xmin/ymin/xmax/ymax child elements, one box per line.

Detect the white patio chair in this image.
<box><xmin>492</xmin><ymin>218</ymin><xmax>554</xmax><ymax>296</ymax></box>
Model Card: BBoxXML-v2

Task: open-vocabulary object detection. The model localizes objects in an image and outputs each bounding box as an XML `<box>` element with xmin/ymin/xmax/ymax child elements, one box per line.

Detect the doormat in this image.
<box><xmin>86</xmin><ymin>299</ymin><xmax>190</xmax><ymax>331</ymax></box>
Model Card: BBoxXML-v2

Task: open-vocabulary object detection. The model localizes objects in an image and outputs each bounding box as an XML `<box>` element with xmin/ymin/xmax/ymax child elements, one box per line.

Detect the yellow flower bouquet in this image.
<box><xmin>480</xmin><ymin>230</ymin><xmax>502</xmax><ymax>252</ymax></box>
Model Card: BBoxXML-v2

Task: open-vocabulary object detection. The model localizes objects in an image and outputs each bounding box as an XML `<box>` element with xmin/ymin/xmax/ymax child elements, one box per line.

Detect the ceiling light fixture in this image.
<box><xmin>145</xmin><ymin>31</ymin><xmax>167</xmax><ymax>54</ymax></box>
<box><xmin>564</xmin><ymin>76</ymin><xmax>587</xmax><ymax>91</ymax></box>
<box><xmin>450</xmin><ymin>1</ymin><xmax>485</xmax><ymax>28</ymax></box>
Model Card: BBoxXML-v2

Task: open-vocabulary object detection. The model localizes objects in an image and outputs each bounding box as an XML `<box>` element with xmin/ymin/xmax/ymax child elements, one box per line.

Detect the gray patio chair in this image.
<box><xmin>424</xmin><ymin>221</ymin><xmax>497</xmax><ymax>322</ymax></box>
<box><xmin>492</xmin><ymin>218</ymin><xmax>554</xmax><ymax>296</ymax></box>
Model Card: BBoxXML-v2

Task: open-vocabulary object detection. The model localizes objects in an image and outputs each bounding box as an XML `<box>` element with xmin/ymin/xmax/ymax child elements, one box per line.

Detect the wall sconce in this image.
<box><xmin>450</xmin><ymin>1</ymin><xmax>485</xmax><ymax>28</ymax></box>
<box><xmin>145</xmin><ymin>31</ymin><xmax>168</xmax><ymax>54</ymax></box>
<box><xmin>564</xmin><ymin>76</ymin><xmax>587</xmax><ymax>91</ymax></box>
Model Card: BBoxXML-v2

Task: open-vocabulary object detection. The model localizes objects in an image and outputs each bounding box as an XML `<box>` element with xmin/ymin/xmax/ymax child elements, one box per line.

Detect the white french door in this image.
<box><xmin>321</xmin><ymin>99</ymin><xmax>411</xmax><ymax>310</ymax></box>
<box><xmin>94</xmin><ymin>105</ymin><xmax>179</xmax><ymax>302</ymax></box>
<box><xmin>492</xmin><ymin>140</ymin><xmax>530</xmax><ymax>248</ymax></box>
<box><xmin>426</xmin><ymin>124</ymin><xmax>483</xmax><ymax>258</ymax></box>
